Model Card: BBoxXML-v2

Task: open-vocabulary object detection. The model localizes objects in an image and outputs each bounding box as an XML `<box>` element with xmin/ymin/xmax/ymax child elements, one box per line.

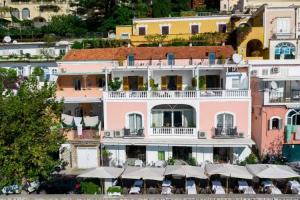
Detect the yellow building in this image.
<box><xmin>116</xmin><ymin>15</ymin><xmax>251</xmax><ymax>46</ymax></box>
<box><xmin>6</xmin><ymin>0</ymin><xmax>72</xmax><ymax>22</ymax></box>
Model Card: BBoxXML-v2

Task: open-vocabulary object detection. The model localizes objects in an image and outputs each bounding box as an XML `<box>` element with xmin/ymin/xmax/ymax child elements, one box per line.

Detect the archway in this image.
<box><xmin>246</xmin><ymin>39</ymin><xmax>263</xmax><ymax>57</ymax></box>
<box><xmin>11</xmin><ymin>8</ymin><xmax>20</xmax><ymax>19</ymax></box>
<box><xmin>22</xmin><ymin>8</ymin><xmax>30</xmax><ymax>20</ymax></box>
<box><xmin>275</xmin><ymin>42</ymin><xmax>295</xmax><ymax>60</ymax></box>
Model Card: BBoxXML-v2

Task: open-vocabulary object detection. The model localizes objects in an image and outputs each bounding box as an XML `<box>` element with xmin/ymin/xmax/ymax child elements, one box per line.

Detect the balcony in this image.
<box><xmin>150</xmin><ymin>127</ymin><xmax>196</xmax><ymax>137</ymax></box>
<box><xmin>264</xmin><ymin>91</ymin><xmax>300</xmax><ymax>104</ymax></box>
<box><xmin>214</xmin><ymin>127</ymin><xmax>239</xmax><ymax>138</ymax></box>
<box><xmin>64</xmin><ymin>129</ymin><xmax>100</xmax><ymax>140</ymax></box>
<box><xmin>104</xmin><ymin>90</ymin><xmax>250</xmax><ymax>100</ymax></box>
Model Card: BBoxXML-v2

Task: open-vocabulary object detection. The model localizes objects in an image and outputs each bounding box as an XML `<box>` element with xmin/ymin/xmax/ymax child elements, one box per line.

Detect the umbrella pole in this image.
<box><xmin>144</xmin><ymin>180</ymin><xmax>146</xmax><ymax>194</ymax></box>
<box><xmin>226</xmin><ymin>177</ymin><xmax>228</xmax><ymax>193</ymax></box>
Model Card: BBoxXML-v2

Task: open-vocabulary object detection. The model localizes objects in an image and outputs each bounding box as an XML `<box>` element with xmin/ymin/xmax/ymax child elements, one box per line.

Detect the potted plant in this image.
<box><xmin>108</xmin><ymin>78</ymin><xmax>122</xmax><ymax>91</ymax></box>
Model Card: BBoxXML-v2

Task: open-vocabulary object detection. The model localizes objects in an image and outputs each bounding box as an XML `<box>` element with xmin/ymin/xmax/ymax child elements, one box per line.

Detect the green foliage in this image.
<box><xmin>0</xmin><ymin>78</ymin><xmax>65</xmax><ymax>188</ymax></box>
<box><xmin>102</xmin><ymin>147</ymin><xmax>112</xmax><ymax>158</ymax></box>
<box><xmin>190</xmin><ymin>32</ymin><xmax>228</xmax><ymax>46</ymax></box>
<box><xmin>187</xmin><ymin>157</ymin><xmax>197</xmax><ymax>166</ymax></box>
<box><xmin>107</xmin><ymin>186</ymin><xmax>121</xmax><ymax>193</ymax></box>
<box><xmin>45</xmin><ymin>15</ymin><xmax>87</xmax><ymax>37</ymax></box>
<box><xmin>108</xmin><ymin>77</ymin><xmax>122</xmax><ymax>91</ymax></box>
<box><xmin>0</xmin><ymin>68</ymin><xmax>17</xmax><ymax>90</ymax></box>
<box><xmin>80</xmin><ymin>181</ymin><xmax>100</xmax><ymax>194</ymax></box>
<box><xmin>79</xmin><ymin>39</ymin><xmax>130</xmax><ymax>49</ymax></box>
<box><xmin>165</xmin><ymin>38</ymin><xmax>189</xmax><ymax>46</ymax></box>
<box><xmin>32</xmin><ymin>67</ymin><xmax>44</xmax><ymax>77</ymax></box>
<box><xmin>152</xmin><ymin>0</ymin><xmax>172</xmax><ymax>17</ymax></box>
<box><xmin>239</xmin><ymin>153</ymin><xmax>258</xmax><ymax>166</ymax></box>
<box><xmin>98</xmin><ymin>5</ymin><xmax>133</xmax><ymax>32</ymax></box>
<box><xmin>167</xmin><ymin>157</ymin><xmax>175</xmax><ymax>165</ymax></box>
<box><xmin>71</xmin><ymin>41</ymin><xmax>84</xmax><ymax>49</ymax></box>
<box><xmin>149</xmin><ymin>78</ymin><xmax>158</xmax><ymax>91</ymax></box>
<box><xmin>145</xmin><ymin>34</ymin><xmax>167</xmax><ymax>46</ymax></box>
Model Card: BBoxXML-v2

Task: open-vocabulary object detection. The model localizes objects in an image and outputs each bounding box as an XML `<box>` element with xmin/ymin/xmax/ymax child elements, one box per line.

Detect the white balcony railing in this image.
<box><xmin>105</xmin><ymin>90</ymin><xmax>250</xmax><ymax>100</ymax></box>
<box><xmin>151</xmin><ymin>127</ymin><xmax>196</xmax><ymax>136</ymax></box>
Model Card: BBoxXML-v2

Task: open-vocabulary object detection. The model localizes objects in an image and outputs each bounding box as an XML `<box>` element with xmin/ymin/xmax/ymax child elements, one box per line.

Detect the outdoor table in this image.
<box><xmin>268</xmin><ymin>186</ymin><xmax>282</xmax><ymax>194</ymax></box>
<box><xmin>238</xmin><ymin>180</ymin><xmax>249</xmax><ymax>192</ymax></box>
<box><xmin>161</xmin><ymin>186</ymin><xmax>172</xmax><ymax>195</ymax></box>
<box><xmin>162</xmin><ymin>180</ymin><xmax>172</xmax><ymax>187</ymax></box>
<box><xmin>186</xmin><ymin>180</ymin><xmax>197</xmax><ymax>195</ymax></box>
<box><xmin>244</xmin><ymin>186</ymin><xmax>256</xmax><ymax>194</ymax></box>
<box><xmin>288</xmin><ymin>180</ymin><xmax>300</xmax><ymax>189</ymax></box>
<box><xmin>262</xmin><ymin>180</ymin><xmax>273</xmax><ymax>188</ymax></box>
<box><xmin>133</xmin><ymin>180</ymin><xmax>143</xmax><ymax>187</ymax></box>
<box><xmin>155</xmin><ymin>160</ymin><xmax>165</xmax><ymax>167</ymax></box>
<box><xmin>129</xmin><ymin>187</ymin><xmax>140</xmax><ymax>194</ymax></box>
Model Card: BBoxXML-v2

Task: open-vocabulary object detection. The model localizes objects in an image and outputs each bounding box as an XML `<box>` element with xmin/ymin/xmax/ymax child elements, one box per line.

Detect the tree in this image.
<box><xmin>0</xmin><ymin>77</ymin><xmax>64</xmax><ymax>188</ymax></box>
<box><xmin>45</xmin><ymin>15</ymin><xmax>88</xmax><ymax>37</ymax></box>
<box><xmin>0</xmin><ymin>68</ymin><xmax>18</xmax><ymax>90</ymax></box>
<box><xmin>152</xmin><ymin>0</ymin><xmax>172</xmax><ymax>17</ymax></box>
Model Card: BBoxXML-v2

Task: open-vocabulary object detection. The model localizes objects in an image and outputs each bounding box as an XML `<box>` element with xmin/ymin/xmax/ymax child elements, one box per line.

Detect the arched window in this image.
<box><xmin>275</xmin><ymin>42</ymin><xmax>295</xmax><ymax>60</ymax></box>
<box><xmin>11</xmin><ymin>8</ymin><xmax>20</xmax><ymax>19</ymax></box>
<box><xmin>127</xmin><ymin>113</ymin><xmax>142</xmax><ymax>133</ymax></box>
<box><xmin>216</xmin><ymin>113</ymin><xmax>234</xmax><ymax>130</ymax></box>
<box><xmin>286</xmin><ymin>109</ymin><xmax>300</xmax><ymax>125</ymax></box>
<box><xmin>22</xmin><ymin>8</ymin><xmax>30</xmax><ymax>20</ymax></box>
<box><xmin>269</xmin><ymin>116</ymin><xmax>282</xmax><ymax>130</ymax></box>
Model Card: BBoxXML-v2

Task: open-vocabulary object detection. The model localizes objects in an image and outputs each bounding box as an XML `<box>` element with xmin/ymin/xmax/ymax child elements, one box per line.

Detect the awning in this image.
<box><xmin>122</xmin><ymin>166</ymin><xmax>165</xmax><ymax>181</ymax></box>
<box><xmin>77</xmin><ymin>167</ymin><xmax>124</xmax><ymax>179</ymax></box>
<box><xmin>205</xmin><ymin>164</ymin><xmax>253</xmax><ymax>179</ymax></box>
<box><xmin>164</xmin><ymin>165</ymin><xmax>207</xmax><ymax>179</ymax></box>
<box><xmin>102</xmin><ymin>138</ymin><xmax>255</xmax><ymax>147</ymax></box>
<box><xmin>246</xmin><ymin>164</ymin><xmax>300</xmax><ymax>179</ymax></box>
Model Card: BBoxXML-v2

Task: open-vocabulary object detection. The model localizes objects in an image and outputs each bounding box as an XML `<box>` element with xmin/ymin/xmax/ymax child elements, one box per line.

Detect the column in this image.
<box><xmin>105</xmin><ymin>68</ymin><xmax>108</xmax><ymax>91</ymax></box>
<box><xmin>147</xmin><ymin>67</ymin><xmax>151</xmax><ymax>92</ymax></box>
<box><xmin>83</xmin><ymin>75</ymin><xmax>87</xmax><ymax>89</ymax></box>
<box><xmin>196</xmin><ymin>67</ymin><xmax>199</xmax><ymax>91</ymax></box>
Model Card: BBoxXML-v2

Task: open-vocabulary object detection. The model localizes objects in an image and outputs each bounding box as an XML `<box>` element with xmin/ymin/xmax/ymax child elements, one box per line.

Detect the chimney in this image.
<box><xmin>127</xmin><ymin>43</ymin><xmax>131</xmax><ymax>48</ymax></box>
<box><xmin>158</xmin><ymin>43</ymin><xmax>162</xmax><ymax>47</ymax></box>
<box><xmin>189</xmin><ymin>42</ymin><xmax>193</xmax><ymax>47</ymax></box>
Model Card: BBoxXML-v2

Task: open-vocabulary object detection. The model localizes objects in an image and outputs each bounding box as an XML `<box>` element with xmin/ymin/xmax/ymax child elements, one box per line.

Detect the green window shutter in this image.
<box><xmin>158</xmin><ymin>151</ymin><xmax>165</xmax><ymax>160</ymax></box>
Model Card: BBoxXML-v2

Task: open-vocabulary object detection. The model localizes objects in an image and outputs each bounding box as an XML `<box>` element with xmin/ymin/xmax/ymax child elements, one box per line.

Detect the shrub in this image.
<box><xmin>167</xmin><ymin>157</ymin><xmax>175</xmax><ymax>165</ymax></box>
<box><xmin>187</xmin><ymin>157</ymin><xmax>197</xmax><ymax>166</ymax></box>
<box><xmin>239</xmin><ymin>153</ymin><xmax>258</xmax><ymax>166</ymax></box>
<box><xmin>80</xmin><ymin>181</ymin><xmax>100</xmax><ymax>194</ymax></box>
<box><xmin>108</xmin><ymin>78</ymin><xmax>122</xmax><ymax>91</ymax></box>
<box><xmin>107</xmin><ymin>186</ymin><xmax>121</xmax><ymax>194</ymax></box>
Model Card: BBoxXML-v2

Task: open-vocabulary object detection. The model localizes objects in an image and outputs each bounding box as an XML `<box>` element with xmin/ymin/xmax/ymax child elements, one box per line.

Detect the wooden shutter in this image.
<box><xmin>161</xmin><ymin>76</ymin><xmax>167</xmax><ymax>90</ymax></box>
<box><xmin>176</xmin><ymin>76</ymin><xmax>182</xmax><ymax>90</ymax></box>
<box><xmin>123</xmin><ymin>76</ymin><xmax>129</xmax><ymax>91</ymax></box>
<box><xmin>138</xmin><ymin>76</ymin><xmax>144</xmax><ymax>91</ymax></box>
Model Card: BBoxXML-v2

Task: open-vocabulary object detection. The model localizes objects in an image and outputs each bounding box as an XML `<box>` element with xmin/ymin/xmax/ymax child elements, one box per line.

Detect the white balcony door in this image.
<box><xmin>128</xmin><ymin>113</ymin><xmax>142</xmax><ymax>132</ymax></box>
<box><xmin>277</xmin><ymin>18</ymin><xmax>291</xmax><ymax>33</ymax></box>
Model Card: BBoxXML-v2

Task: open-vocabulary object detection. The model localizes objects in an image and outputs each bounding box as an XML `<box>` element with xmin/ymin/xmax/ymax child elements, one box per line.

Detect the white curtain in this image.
<box><xmin>83</xmin><ymin>116</ymin><xmax>99</xmax><ymax>127</ymax></box>
<box><xmin>128</xmin><ymin>114</ymin><xmax>135</xmax><ymax>132</ymax></box>
<box><xmin>183</xmin><ymin>110</ymin><xmax>193</xmax><ymax>127</ymax></box>
<box><xmin>61</xmin><ymin>114</ymin><xmax>73</xmax><ymax>126</ymax></box>
<box><xmin>152</xmin><ymin>111</ymin><xmax>163</xmax><ymax>127</ymax></box>
<box><xmin>74</xmin><ymin>117</ymin><xmax>83</xmax><ymax>136</ymax></box>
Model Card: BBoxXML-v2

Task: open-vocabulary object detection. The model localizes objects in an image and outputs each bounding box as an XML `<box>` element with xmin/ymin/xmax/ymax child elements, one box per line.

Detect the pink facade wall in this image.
<box><xmin>124</xmin><ymin>59</ymin><xmax>222</xmax><ymax>66</ymax></box>
<box><xmin>199</xmin><ymin>101</ymin><xmax>250</xmax><ymax>138</ymax></box>
<box><xmin>105</xmin><ymin>102</ymin><xmax>148</xmax><ymax>135</ymax></box>
<box><xmin>59</xmin><ymin>63</ymin><xmax>111</xmax><ymax>74</ymax></box>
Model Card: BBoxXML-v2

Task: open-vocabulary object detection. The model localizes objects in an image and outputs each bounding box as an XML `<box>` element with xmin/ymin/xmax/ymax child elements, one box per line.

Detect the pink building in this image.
<box><xmin>58</xmin><ymin>46</ymin><xmax>254</xmax><ymax>168</ymax></box>
<box><xmin>250</xmin><ymin>60</ymin><xmax>300</xmax><ymax>162</ymax></box>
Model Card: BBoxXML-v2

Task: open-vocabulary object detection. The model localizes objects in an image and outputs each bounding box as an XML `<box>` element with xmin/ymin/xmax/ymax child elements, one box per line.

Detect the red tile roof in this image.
<box><xmin>63</xmin><ymin>46</ymin><xmax>234</xmax><ymax>61</ymax></box>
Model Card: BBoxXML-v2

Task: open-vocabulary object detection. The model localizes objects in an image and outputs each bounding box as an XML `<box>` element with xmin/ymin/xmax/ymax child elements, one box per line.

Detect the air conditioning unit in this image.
<box><xmin>271</xmin><ymin>67</ymin><xmax>279</xmax><ymax>74</ymax></box>
<box><xmin>104</xmin><ymin>131</ymin><xmax>113</xmax><ymax>138</ymax></box>
<box><xmin>114</xmin><ymin>130</ymin><xmax>124</xmax><ymax>138</ymax></box>
<box><xmin>198</xmin><ymin>131</ymin><xmax>207</xmax><ymax>139</ymax></box>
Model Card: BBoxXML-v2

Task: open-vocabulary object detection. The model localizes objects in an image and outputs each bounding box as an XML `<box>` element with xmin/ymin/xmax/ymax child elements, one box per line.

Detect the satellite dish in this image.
<box><xmin>3</xmin><ymin>36</ymin><xmax>11</xmax><ymax>43</ymax></box>
<box><xmin>270</xmin><ymin>81</ymin><xmax>278</xmax><ymax>90</ymax></box>
<box><xmin>232</xmin><ymin>54</ymin><xmax>242</xmax><ymax>64</ymax></box>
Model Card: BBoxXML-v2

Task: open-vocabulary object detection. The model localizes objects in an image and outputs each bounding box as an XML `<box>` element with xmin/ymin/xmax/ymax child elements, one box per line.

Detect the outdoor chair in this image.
<box><xmin>137</xmin><ymin>128</ymin><xmax>144</xmax><ymax>136</ymax></box>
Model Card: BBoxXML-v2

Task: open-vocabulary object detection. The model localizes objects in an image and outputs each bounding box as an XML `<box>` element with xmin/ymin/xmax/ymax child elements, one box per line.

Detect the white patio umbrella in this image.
<box><xmin>205</xmin><ymin>164</ymin><xmax>253</xmax><ymax>179</ymax></box>
<box><xmin>164</xmin><ymin>165</ymin><xmax>207</xmax><ymax>179</ymax></box>
<box><xmin>246</xmin><ymin>164</ymin><xmax>300</xmax><ymax>179</ymax></box>
<box><xmin>122</xmin><ymin>166</ymin><xmax>165</xmax><ymax>181</ymax></box>
<box><xmin>77</xmin><ymin>167</ymin><xmax>124</xmax><ymax>179</ymax></box>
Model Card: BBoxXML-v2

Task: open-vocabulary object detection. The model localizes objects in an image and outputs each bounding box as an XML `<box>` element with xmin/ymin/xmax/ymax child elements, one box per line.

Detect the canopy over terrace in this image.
<box><xmin>164</xmin><ymin>165</ymin><xmax>207</xmax><ymax>179</ymax></box>
<box><xmin>205</xmin><ymin>164</ymin><xmax>253</xmax><ymax>179</ymax></box>
<box><xmin>246</xmin><ymin>164</ymin><xmax>300</xmax><ymax>179</ymax></box>
<box><xmin>77</xmin><ymin>167</ymin><xmax>124</xmax><ymax>179</ymax></box>
<box><xmin>121</xmin><ymin>166</ymin><xmax>165</xmax><ymax>181</ymax></box>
